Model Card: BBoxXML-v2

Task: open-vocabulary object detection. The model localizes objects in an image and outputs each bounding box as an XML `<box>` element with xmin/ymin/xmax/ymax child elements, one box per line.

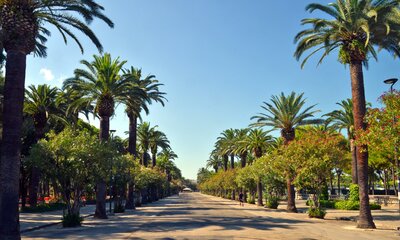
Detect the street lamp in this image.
<box><xmin>109</xmin><ymin>129</ymin><xmax>116</xmax><ymax>215</ymax></box>
<box><xmin>383</xmin><ymin>78</ymin><xmax>398</xmax><ymax>214</ymax></box>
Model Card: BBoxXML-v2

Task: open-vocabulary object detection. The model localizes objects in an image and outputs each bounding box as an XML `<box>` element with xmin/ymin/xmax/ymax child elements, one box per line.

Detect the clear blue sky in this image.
<box><xmin>26</xmin><ymin>0</ymin><xmax>400</xmax><ymax>179</ymax></box>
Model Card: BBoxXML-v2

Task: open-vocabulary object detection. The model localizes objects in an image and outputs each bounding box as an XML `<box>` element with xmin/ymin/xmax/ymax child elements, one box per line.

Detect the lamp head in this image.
<box><xmin>109</xmin><ymin>129</ymin><xmax>116</xmax><ymax>133</ymax></box>
<box><xmin>384</xmin><ymin>78</ymin><xmax>398</xmax><ymax>85</ymax></box>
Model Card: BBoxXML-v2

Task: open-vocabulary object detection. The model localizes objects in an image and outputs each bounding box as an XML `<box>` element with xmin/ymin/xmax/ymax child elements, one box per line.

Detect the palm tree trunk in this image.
<box><xmin>152</xmin><ymin>151</ymin><xmax>157</xmax><ymax>167</ymax></box>
<box><xmin>230</xmin><ymin>154</ymin><xmax>234</xmax><ymax>169</ymax></box>
<box><xmin>128</xmin><ymin>114</ymin><xmax>137</xmax><ymax>157</ymax></box>
<box><xmin>94</xmin><ymin>115</ymin><xmax>110</xmax><ymax>219</ymax></box>
<box><xmin>257</xmin><ymin>180</ymin><xmax>263</xmax><ymax>206</ymax></box>
<box><xmin>241</xmin><ymin>153</ymin><xmax>247</xmax><ymax>168</ymax></box>
<box><xmin>350</xmin><ymin>62</ymin><xmax>375</xmax><ymax>229</ymax></box>
<box><xmin>28</xmin><ymin>126</ymin><xmax>45</xmax><ymax>207</ymax></box>
<box><xmin>0</xmin><ymin>50</ymin><xmax>27</xmax><ymax>240</ymax></box>
<box><xmin>286</xmin><ymin>178</ymin><xmax>297</xmax><ymax>212</ymax></box>
<box><xmin>350</xmin><ymin>138</ymin><xmax>358</xmax><ymax>184</ymax></box>
<box><xmin>223</xmin><ymin>154</ymin><xmax>228</xmax><ymax>171</ymax></box>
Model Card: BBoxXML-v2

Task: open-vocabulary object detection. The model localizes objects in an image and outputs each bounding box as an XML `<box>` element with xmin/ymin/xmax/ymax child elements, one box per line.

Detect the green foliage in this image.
<box><xmin>20</xmin><ymin>203</ymin><xmax>66</xmax><ymax>213</ymax></box>
<box><xmin>338</xmin><ymin>40</ymin><xmax>366</xmax><ymax>64</ymax></box>
<box><xmin>349</xmin><ymin>184</ymin><xmax>359</xmax><ymax>202</ymax></box>
<box><xmin>319</xmin><ymin>185</ymin><xmax>329</xmax><ymax>201</ymax></box>
<box><xmin>307</xmin><ymin>207</ymin><xmax>326</xmax><ymax>219</ymax></box>
<box><xmin>62</xmin><ymin>213</ymin><xmax>83</xmax><ymax>228</ymax></box>
<box><xmin>247</xmin><ymin>195</ymin><xmax>255</xmax><ymax>204</ymax></box>
<box><xmin>113</xmin><ymin>203</ymin><xmax>125</xmax><ymax>213</ymax></box>
<box><xmin>370</xmin><ymin>203</ymin><xmax>382</xmax><ymax>210</ymax></box>
<box><xmin>266</xmin><ymin>196</ymin><xmax>280</xmax><ymax>209</ymax></box>
<box><xmin>334</xmin><ymin>200</ymin><xmax>359</xmax><ymax>210</ymax></box>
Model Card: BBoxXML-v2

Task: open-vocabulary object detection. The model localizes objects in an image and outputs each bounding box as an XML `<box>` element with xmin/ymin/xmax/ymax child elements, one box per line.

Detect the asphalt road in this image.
<box><xmin>22</xmin><ymin>192</ymin><xmax>398</xmax><ymax>240</ymax></box>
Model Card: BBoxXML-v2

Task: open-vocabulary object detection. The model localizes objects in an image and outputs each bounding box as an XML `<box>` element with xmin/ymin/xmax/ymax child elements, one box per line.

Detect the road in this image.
<box><xmin>23</xmin><ymin>192</ymin><xmax>398</xmax><ymax>240</ymax></box>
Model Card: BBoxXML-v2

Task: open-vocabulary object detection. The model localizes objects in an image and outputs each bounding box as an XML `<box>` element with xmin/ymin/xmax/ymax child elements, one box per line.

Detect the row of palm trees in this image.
<box><xmin>21</xmin><ymin>53</ymin><xmax>167</xmax><ymax>219</ymax></box>
<box><xmin>205</xmin><ymin>91</ymin><xmax>376</xmax><ymax>223</ymax></box>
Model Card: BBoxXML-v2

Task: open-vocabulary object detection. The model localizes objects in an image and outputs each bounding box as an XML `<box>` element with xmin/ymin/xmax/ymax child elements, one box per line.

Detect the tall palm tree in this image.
<box><xmin>123</xmin><ymin>67</ymin><xmax>166</xmax><ymax>157</ymax></box>
<box><xmin>233</xmin><ymin>128</ymin><xmax>249</xmax><ymax>168</ymax></box>
<box><xmin>24</xmin><ymin>84</ymin><xmax>63</xmax><ymax>207</ymax></box>
<box><xmin>206</xmin><ymin>154</ymin><xmax>221</xmax><ymax>173</ymax></box>
<box><xmin>217</xmin><ymin>129</ymin><xmax>236</xmax><ymax>169</ymax></box>
<box><xmin>251</xmin><ymin>92</ymin><xmax>319</xmax><ymax>212</ymax></box>
<box><xmin>63</xmin><ymin>53</ymin><xmax>128</xmax><ymax>219</ymax></box>
<box><xmin>149</xmin><ymin>129</ymin><xmax>170</xmax><ymax>167</ymax></box>
<box><xmin>294</xmin><ymin>0</ymin><xmax>400</xmax><ymax>228</ymax></box>
<box><xmin>137</xmin><ymin>122</ymin><xmax>156</xmax><ymax>167</ymax></box>
<box><xmin>325</xmin><ymin>99</ymin><xmax>358</xmax><ymax>184</ymax></box>
<box><xmin>0</xmin><ymin>1</ymin><xmax>113</xmax><ymax>236</ymax></box>
<box><xmin>239</xmin><ymin>129</ymin><xmax>274</xmax><ymax>206</ymax></box>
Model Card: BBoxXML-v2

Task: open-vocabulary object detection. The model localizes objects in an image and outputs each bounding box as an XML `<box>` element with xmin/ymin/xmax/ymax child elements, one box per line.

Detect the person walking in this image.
<box><xmin>239</xmin><ymin>192</ymin><xmax>244</xmax><ymax>207</ymax></box>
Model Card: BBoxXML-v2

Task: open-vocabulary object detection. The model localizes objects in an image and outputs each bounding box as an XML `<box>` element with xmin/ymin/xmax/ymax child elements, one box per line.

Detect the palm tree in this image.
<box><xmin>239</xmin><ymin>129</ymin><xmax>274</xmax><ymax>206</ymax></box>
<box><xmin>206</xmin><ymin>154</ymin><xmax>221</xmax><ymax>173</ymax></box>
<box><xmin>325</xmin><ymin>99</ymin><xmax>358</xmax><ymax>184</ymax></box>
<box><xmin>149</xmin><ymin>129</ymin><xmax>170</xmax><ymax>167</ymax></box>
<box><xmin>233</xmin><ymin>128</ymin><xmax>249</xmax><ymax>168</ymax></box>
<box><xmin>294</xmin><ymin>0</ymin><xmax>400</xmax><ymax>228</ymax></box>
<box><xmin>217</xmin><ymin>129</ymin><xmax>236</xmax><ymax>169</ymax></box>
<box><xmin>24</xmin><ymin>84</ymin><xmax>63</xmax><ymax>207</ymax></box>
<box><xmin>137</xmin><ymin>122</ymin><xmax>156</xmax><ymax>167</ymax></box>
<box><xmin>63</xmin><ymin>53</ymin><xmax>128</xmax><ymax>219</ymax></box>
<box><xmin>0</xmin><ymin>1</ymin><xmax>113</xmax><ymax>236</ymax></box>
<box><xmin>251</xmin><ymin>92</ymin><xmax>319</xmax><ymax>212</ymax></box>
<box><xmin>123</xmin><ymin>67</ymin><xmax>166</xmax><ymax>157</ymax></box>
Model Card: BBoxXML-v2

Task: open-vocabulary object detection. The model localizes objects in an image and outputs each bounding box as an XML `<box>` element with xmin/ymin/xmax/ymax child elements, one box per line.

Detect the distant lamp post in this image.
<box><xmin>383</xmin><ymin>78</ymin><xmax>398</xmax><ymax>214</ymax></box>
<box><xmin>109</xmin><ymin>129</ymin><xmax>116</xmax><ymax>215</ymax></box>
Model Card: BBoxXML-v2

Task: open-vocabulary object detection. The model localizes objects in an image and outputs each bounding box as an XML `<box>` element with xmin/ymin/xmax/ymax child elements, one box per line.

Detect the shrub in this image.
<box><xmin>319</xmin><ymin>200</ymin><xmax>336</xmax><ymax>208</ymax></box>
<box><xmin>247</xmin><ymin>196</ymin><xmax>255</xmax><ymax>204</ymax></box>
<box><xmin>319</xmin><ymin>185</ymin><xmax>329</xmax><ymax>201</ymax></box>
<box><xmin>113</xmin><ymin>203</ymin><xmax>125</xmax><ymax>213</ymax></box>
<box><xmin>62</xmin><ymin>213</ymin><xmax>83</xmax><ymax>228</ymax></box>
<box><xmin>335</xmin><ymin>200</ymin><xmax>359</xmax><ymax>210</ymax></box>
<box><xmin>266</xmin><ymin>196</ymin><xmax>279</xmax><ymax>209</ymax></box>
<box><xmin>349</xmin><ymin>184</ymin><xmax>359</xmax><ymax>202</ymax></box>
<box><xmin>21</xmin><ymin>203</ymin><xmax>66</xmax><ymax>213</ymax></box>
<box><xmin>307</xmin><ymin>207</ymin><xmax>326</xmax><ymax>219</ymax></box>
<box><xmin>370</xmin><ymin>203</ymin><xmax>381</xmax><ymax>210</ymax></box>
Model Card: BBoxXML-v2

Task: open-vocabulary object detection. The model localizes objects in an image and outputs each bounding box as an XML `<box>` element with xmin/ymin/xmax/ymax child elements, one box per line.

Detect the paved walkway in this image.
<box><xmin>21</xmin><ymin>193</ymin><xmax>399</xmax><ymax>240</ymax></box>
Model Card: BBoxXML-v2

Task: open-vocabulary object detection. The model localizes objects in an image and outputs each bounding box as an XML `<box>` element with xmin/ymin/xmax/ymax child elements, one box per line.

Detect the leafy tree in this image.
<box><xmin>0</xmin><ymin>1</ymin><xmax>113</xmax><ymax>236</ymax></box>
<box><xmin>63</xmin><ymin>53</ymin><xmax>129</xmax><ymax>219</ymax></box>
<box><xmin>294</xmin><ymin>0</ymin><xmax>400</xmax><ymax>228</ymax></box>
<box><xmin>122</xmin><ymin>67</ymin><xmax>166</xmax><ymax>156</ymax></box>
<box><xmin>251</xmin><ymin>92</ymin><xmax>318</xmax><ymax>211</ymax></box>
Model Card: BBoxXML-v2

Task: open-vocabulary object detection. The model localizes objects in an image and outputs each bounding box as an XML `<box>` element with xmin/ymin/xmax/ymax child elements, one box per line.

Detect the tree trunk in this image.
<box><xmin>0</xmin><ymin>51</ymin><xmax>27</xmax><ymax>240</ymax></box>
<box><xmin>240</xmin><ymin>152</ymin><xmax>247</xmax><ymax>168</ymax></box>
<box><xmin>128</xmin><ymin>114</ymin><xmax>137</xmax><ymax>157</ymax></box>
<box><xmin>384</xmin><ymin>170</ymin><xmax>388</xmax><ymax>195</ymax></box>
<box><xmin>94</xmin><ymin>181</ymin><xmax>107</xmax><ymax>219</ymax></box>
<box><xmin>152</xmin><ymin>151</ymin><xmax>157</xmax><ymax>167</ymax></box>
<box><xmin>257</xmin><ymin>180</ymin><xmax>263</xmax><ymax>206</ymax></box>
<box><xmin>350</xmin><ymin>62</ymin><xmax>375</xmax><ymax>229</ymax></box>
<box><xmin>337</xmin><ymin>173</ymin><xmax>341</xmax><ymax>197</ymax></box>
<box><xmin>230</xmin><ymin>154</ymin><xmax>235</xmax><ymax>169</ymax></box>
<box><xmin>125</xmin><ymin>183</ymin><xmax>135</xmax><ymax>210</ymax></box>
<box><xmin>286</xmin><ymin>178</ymin><xmax>297</xmax><ymax>212</ymax></box>
<box><xmin>350</xmin><ymin>139</ymin><xmax>358</xmax><ymax>184</ymax></box>
<box><xmin>223</xmin><ymin>154</ymin><xmax>228</xmax><ymax>171</ymax></box>
<box><xmin>28</xmin><ymin>167</ymin><xmax>40</xmax><ymax>206</ymax></box>
<box><xmin>94</xmin><ymin>115</ymin><xmax>110</xmax><ymax>219</ymax></box>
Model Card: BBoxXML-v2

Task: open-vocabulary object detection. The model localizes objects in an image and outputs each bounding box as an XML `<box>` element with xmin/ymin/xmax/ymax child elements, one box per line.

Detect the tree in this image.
<box><xmin>24</xmin><ymin>84</ymin><xmax>64</xmax><ymax>206</ymax></box>
<box><xmin>123</xmin><ymin>67</ymin><xmax>166</xmax><ymax>156</ymax></box>
<box><xmin>217</xmin><ymin>129</ymin><xmax>236</xmax><ymax>169</ymax></box>
<box><xmin>149</xmin><ymin>129</ymin><xmax>170</xmax><ymax>167</ymax></box>
<box><xmin>63</xmin><ymin>53</ymin><xmax>128</xmax><ymax>219</ymax></box>
<box><xmin>251</xmin><ymin>91</ymin><xmax>319</xmax><ymax>212</ymax></box>
<box><xmin>294</xmin><ymin>0</ymin><xmax>400</xmax><ymax>228</ymax></box>
<box><xmin>137</xmin><ymin>122</ymin><xmax>156</xmax><ymax>167</ymax></box>
<box><xmin>0</xmin><ymin>1</ymin><xmax>113</xmax><ymax>237</ymax></box>
<box><xmin>325</xmin><ymin>99</ymin><xmax>358</xmax><ymax>184</ymax></box>
<box><xmin>238</xmin><ymin>129</ymin><xmax>274</xmax><ymax>206</ymax></box>
<box><xmin>233</xmin><ymin>128</ymin><xmax>249</xmax><ymax>168</ymax></box>
<box><xmin>206</xmin><ymin>154</ymin><xmax>221</xmax><ymax>173</ymax></box>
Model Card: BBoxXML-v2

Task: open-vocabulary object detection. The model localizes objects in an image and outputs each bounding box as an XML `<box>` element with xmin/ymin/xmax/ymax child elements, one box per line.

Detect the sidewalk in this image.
<box><xmin>204</xmin><ymin>194</ymin><xmax>400</xmax><ymax>231</ymax></box>
<box><xmin>20</xmin><ymin>204</ymin><xmax>97</xmax><ymax>233</ymax></box>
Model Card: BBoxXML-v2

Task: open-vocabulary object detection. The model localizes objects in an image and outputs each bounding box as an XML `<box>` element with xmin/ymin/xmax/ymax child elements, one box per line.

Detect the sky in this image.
<box><xmin>26</xmin><ymin>0</ymin><xmax>400</xmax><ymax>180</ymax></box>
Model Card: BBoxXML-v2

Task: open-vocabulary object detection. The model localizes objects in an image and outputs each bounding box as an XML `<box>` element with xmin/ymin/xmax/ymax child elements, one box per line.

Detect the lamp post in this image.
<box><xmin>109</xmin><ymin>129</ymin><xmax>116</xmax><ymax>215</ymax></box>
<box><xmin>383</xmin><ymin>78</ymin><xmax>398</xmax><ymax>214</ymax></box>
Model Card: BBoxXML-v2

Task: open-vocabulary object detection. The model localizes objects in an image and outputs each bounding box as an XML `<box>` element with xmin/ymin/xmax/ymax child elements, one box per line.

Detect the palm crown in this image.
<box><xmin>294</xmin><ymin>0</ymin><xmax>400</xmax><ymax>67</ymax></box>
<box><xmin>251</xmin><ymin>92</ymin><xmax>319</xmax><ymax>142</ymax></box>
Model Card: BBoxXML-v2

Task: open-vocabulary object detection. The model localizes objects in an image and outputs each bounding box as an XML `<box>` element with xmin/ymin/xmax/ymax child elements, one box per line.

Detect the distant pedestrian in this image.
<box><xmin>239</xmin><ymin>192</ymin><xmax>244</xmax><ymax>207</ymax></box>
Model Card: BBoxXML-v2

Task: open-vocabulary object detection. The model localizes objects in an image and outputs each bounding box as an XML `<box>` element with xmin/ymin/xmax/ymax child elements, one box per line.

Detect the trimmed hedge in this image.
<box><xmin>334</xmin><ymin>200</ymin><xmax>381</xmax><ymax>210</ymax></box>
<box><xmin>21</xmin><ymin>202</ymin><xmax>66</xmax><ymax>213</ymax></box>
<box><xmin>308</xmin><ymin>207</ymin><xmax>326</xmax><ymax>219</ymax></box>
